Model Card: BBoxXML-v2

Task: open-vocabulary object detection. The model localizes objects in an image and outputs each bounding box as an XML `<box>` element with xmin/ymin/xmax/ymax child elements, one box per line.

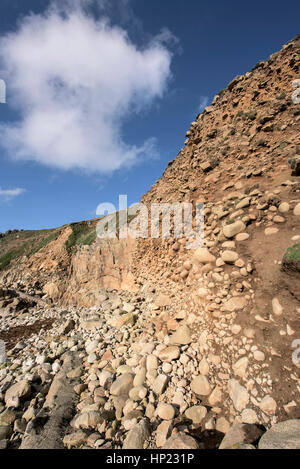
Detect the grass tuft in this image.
<box><xmin>65</xmin><ymin>222</ymin><xmax>97</xmax><ymax>253</ymax></box>
<box><xmin>0</xmin><ymin>229</ymin><xmax>60</xmax><ymax>271</ymax></box>
<box><xmin>284</xmin><ymin>244</ymin><xmax>300</xmax><ymax>262</ymax></box>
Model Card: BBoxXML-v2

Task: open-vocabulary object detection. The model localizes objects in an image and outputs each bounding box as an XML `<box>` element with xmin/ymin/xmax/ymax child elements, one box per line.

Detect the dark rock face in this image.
<box><xmin>282</xmin><ymin>257</ymin><xmax>300</xmax><ymax>274</ymax></box>
<box><xmin>219</xmin><ymin>423</ymin><xmax>264</xmax><ymax>449</ymax></box>
<box><xmin>288</xmin><ymin>157</ymin><xmax>300</xmax><ymax>176</ymax></box>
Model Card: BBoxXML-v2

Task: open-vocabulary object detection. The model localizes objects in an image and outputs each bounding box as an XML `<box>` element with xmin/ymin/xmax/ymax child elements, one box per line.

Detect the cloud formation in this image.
<box><xmin>198</xmin><ymin>96</ymin><xmax>209</xmax><ymax>113</ymax></box>
<box><xmin>0</xmin><ymin>2</ymin><xmax>173</xmax><ymax>173</ymax></box>
<box><xmin>0</xmin><ymin>187</ymin><xmax>25</xmax><ymax>199</ymax></box>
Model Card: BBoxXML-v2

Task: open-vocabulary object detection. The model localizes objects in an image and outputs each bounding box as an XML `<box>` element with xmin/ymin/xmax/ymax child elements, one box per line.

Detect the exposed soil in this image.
<box><xmin>0</xmin><ymin>319</ymin><xmax>55</xmax><ymax>351</ymax></box>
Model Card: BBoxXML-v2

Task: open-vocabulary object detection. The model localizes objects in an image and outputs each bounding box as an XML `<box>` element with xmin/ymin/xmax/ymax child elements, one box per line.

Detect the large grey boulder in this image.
<box><xmin>258</xmin><ymin>420</ymin><xmax>300</xmax><ymax>449</ymax></box>
<box><xmin>20</xmin><ymin>352</ymin><xmax>81</xmax><ymax>449</ymax></box>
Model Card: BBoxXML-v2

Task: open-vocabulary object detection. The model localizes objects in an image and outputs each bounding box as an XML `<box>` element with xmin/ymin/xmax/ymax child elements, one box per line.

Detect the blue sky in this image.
<box><xmin>0</xmin><ymin>0</ymin><xmax>299</xmax><ymax>232</ymax></box>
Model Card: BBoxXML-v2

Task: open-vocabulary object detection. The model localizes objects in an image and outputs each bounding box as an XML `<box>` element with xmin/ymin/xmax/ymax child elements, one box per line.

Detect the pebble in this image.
<box><xmin>190</xmin><ymin>375</ymin><xmax>211</xmax><ymax>396</ymax></box>
<box><xmin>156</xmin><ymin>403</ymin><xmax>175</xmax><ymax>420</ymax></box>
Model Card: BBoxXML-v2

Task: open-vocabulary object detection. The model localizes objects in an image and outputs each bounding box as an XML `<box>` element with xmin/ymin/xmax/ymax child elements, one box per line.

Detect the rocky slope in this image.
<box><xmin>0</xmin><ymin>34</ymin><xmax>300</xmax><ymax>449</ymax></box>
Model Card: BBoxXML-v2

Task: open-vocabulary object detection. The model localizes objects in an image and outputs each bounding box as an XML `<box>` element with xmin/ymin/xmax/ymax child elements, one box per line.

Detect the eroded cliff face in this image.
<box><xmin>0</xmin><ymin>226</ymin><xmax>139</xmax><ymax>306</ymax></box>
<box><xmin>142</xmin><ymin>35</ymin><xmax>300</xmax><ymax>208</ymax></box>
<box><xmin>0</xmin><ymin>34</ymin><xmax>299</xmax><ymax>308</ymax></box>
<box><xmin>0</xmin><ymin>227</ymin><xmax>72</xmax><ymax>302</ymax></box>
<box><xmin>62</xmin><ymin>238</ymin><xmax>138</xmax><ymax>306</ymax></box>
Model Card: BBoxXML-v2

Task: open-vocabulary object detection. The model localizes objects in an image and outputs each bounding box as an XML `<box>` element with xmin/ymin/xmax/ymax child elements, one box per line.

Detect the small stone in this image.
<box><xmin>156</xmin><ymin>403</ymin><xmax>175</xmax><ymax>420</ymax></box>
<box><xmin>272</xmin><ymin>298</ymin><xmax>283</xmax><ymax>316</ymax></box>
<box><xmin>253</xmin><ymin>351</ymin><xmax>265</xmax><ymax>362</ymax></box>
<box><xmin>208</xmin><ymin>387</ymin><xmax>223</xmax><ymax>406</ymax></box>
<box><xmin>228</xmin><ymin>379</ymin><xmax>249</xmax><ymax>412</ymax></box>
<box><xmin>216</xmin><ymin>417</ymin><xmax>230</xmax><ymax>434</ymax></box>
<box><xmin>124</xmin><ymin>418</ymin><xmax>137</xmax><ymax>431</ymax></box>
<box><xmin>293</xmin><ymin>203</ymin><xmax>300</xmax><ymax>216</ymax></box>
<box><xmin>146</xmin><ymin>355</ymin><xmax>158</xmax><ymax>370</ymax></box>
<box><xmin>223</xmin><ymin>297</ymin><xmax>247</xmax><ymax>312</ymax></box>
<box><xmin>122</xmin><ymin>302</ymin><xmax>135</xmax><ymax>313</ymax></box>
<box><xmin>185</xmin><ymin>406</ymin><xmax>207</xmax><ymax>424</ymax></box>
<box><xmin>71</xmin><ymin>411</ymin><xmax>103</xmax><ymax>430</ymax></box>
<box><xmin>223</xmin><ymin>221</ymin><xmax>246</xmax><ymax>239</ymax></box>
<box><xmin>129</xmin><ymin>386</ymin><xmax>147</xmax><ymax>401</ymax></box>
<box><xmin>244</xmin><ymin>328</ymin><xmax>255</xmax><ymax>339</ymax></box>
<box><xmin>145</xmin><ymin>403</ymin><xmax>155</xmax><ymax>419</ymax></box>
<box><xmin>169</xmin><ymin>325</ymin><xmax>191</xmax><ymax>345</ymax></box>
<box><xmin>87</xmin><ymin>353</ymin><xmax>97</xmax><ymax>364</ymax></box>
<box><xmin>231</xmin><ymin>325</ymin><xmax>242</xmax><ymax>335</ymax></box>
<box><xmin>85</xmin><ymin>340</ymin><xmax>99</xmax><ymax>354</ymax></box>
<box><xmin>155</xmin><ymin>294</ymin><xmax>171</xmax><ymax>308</ymax></box>
<box><xmin>236</xmin><ymin>233</ymin><xmax>249</xmax><ymax>242</ymax></box>
<box><xmin>86</xmin><ymin>433</ymin><xmax>104</xmax><ymax>447</ymax></box>
<box><xmin>99</xmin><ymin>370</ymin><xmax>113</xmax><ymax>388</ymax></box>
<box><xmin>222</xmin><ymin>250</ymin><xmax>239</xmax><ymax>263</ymax></box>
<box><xmin>198</xmin><ymin>287</ymin><xmax>209</xmax><ymax>298</ymax></box>
<box><xmin>259</xmin><ymin>396</ymin><xmax>277</xmax><ymax>415</ymax></box>
<box><xmin>152</xmin><ymin>374</ymin><xmax>168</xmax><ymax>395</ymax></box>
<box><xmin>278</xmin><ymin>202</ymin><xmax>290</xmax><ymax>214</ymax></box>
<box><xmin>156</xmin><ymin>421</ymin><xmax>173</xmax><ymax>447</ymax></box>
<box><xmin>236</xmin><ymin>198</ymin><xmax>250</xmax><ymax>210</ymax></box>
<box><xmin>112</xmin><ymin>313</ymin><xmax>135</xmax><ymax>329</ymax></box>
<box><xmin>58</xmin><ymin>319</ymin><xmax>75</xmax><ymax>335</ymax></box>
<box><xmin>158</xmin><ymin>346</ymin><xmax>180</xmax><ymax>362</ymax></box>
<box><xmin>133</xmin><ymin>368</ymin><xmax>146</xmax><ymax>387</ymax></box>
<box><xmin>222</xmin><ymin>240</ymin><xmax>236</xmax><ymax>248</ymax></box>
<box><xmin>265</xmin><ymin>227</ymin><xmax>279</xmax><ymax>236</ymax></box>
<box><xmin>22</xmin><ymin>406</ymin><xmax>36</xmax><ymax>422</ymax></box>
<box><xmin>194</xmin><ymin>247</ymin><xmax>216</xmax><ymax>264</ymax></box>
<box><xmin>233</xmin><ymin>357</ymin><xmax>249</xmax><ymax>378</ymax></box>
<box><xmin>110</xmin><ymin>373</ymin><xmax>134</xmax><ymax>396</ymax></box>
<box><xmin>283</xmin><ymin>401</ymin><xmax>297</xmax><ymax>416</ymax></box>
<box><xmin>117</xmin><ymin>365</ymin><xmax>132</xmax><ymax>375</ymax></box>
<box><xmin>191</xmin><ymin>375</ymin><xmax>211</xmax><ymax>396</ymax></box>
<box><xmin>241</xmin><ymin>409</ymin><xmax>258</xmax><ymax>424</ymax></box>
<box><xmin>199</xmin><ymin>358</ymin><xmax>209</xmax><ymax>375</ymax></box>
<box><xmin>162</xmin><ymin>363</ymin><xmax>172</xmax><ymax>374</ymax></box>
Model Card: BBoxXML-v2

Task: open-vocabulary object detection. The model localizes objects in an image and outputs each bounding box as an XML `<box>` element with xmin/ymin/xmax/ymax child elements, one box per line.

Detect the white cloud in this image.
<box><xmin>0</xmin><ymin>187</ymin><xmax>25</xmax><ymax>199</ymax></box>
<box><xmin>198</xmin><ymin>96</ymin><xmax>209</xmax><ymax>113</ymax></box>
<box><xmin>0</xmin><ymin>2</ymin><xmax>173</xmax><ymax>173</ymax></box>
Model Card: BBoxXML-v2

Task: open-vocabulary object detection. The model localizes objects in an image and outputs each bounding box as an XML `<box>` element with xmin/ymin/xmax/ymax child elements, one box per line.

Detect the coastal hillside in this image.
<box><xmin>0</xmin><ymin>34</ymin><xmax>299</xmax><ymax>450</ymax></box>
